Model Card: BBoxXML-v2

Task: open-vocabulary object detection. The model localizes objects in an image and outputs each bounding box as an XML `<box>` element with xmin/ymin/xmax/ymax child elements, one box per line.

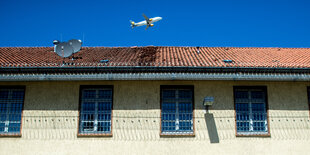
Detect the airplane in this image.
<box><xmin>130</xmin><ymin>14</ymin><xmax>162</xmax><ymax>30</ymax></box>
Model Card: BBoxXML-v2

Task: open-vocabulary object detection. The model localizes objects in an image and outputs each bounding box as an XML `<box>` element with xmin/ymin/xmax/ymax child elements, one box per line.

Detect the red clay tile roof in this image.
<box><xmin>0</xmin><ymin>46</ymin><xmax>310</xmax><ymax>68</ymax></box>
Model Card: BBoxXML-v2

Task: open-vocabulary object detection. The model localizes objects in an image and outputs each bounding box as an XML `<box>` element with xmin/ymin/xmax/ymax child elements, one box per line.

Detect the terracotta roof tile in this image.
<box><xmin>0</xmin><ymin>46</ymin><xmax>309</xmax><ymax>68</ymax></box>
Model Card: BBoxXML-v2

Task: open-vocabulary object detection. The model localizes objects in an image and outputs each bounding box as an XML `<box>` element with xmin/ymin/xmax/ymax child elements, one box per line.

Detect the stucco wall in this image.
<box><xmin>0</xmin><ymin>81</ymin><xmax>310</xmax><ymax>155</ymax></box>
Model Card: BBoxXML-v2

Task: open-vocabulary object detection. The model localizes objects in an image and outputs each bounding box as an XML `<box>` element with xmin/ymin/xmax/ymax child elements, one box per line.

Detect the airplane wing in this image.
<box><xmin>142</xmin><ymin>13</ymin><xmax>150</xmax><ymax>25</ymax></box>
<box><xmin>142</xmin><ymin>13</ymin><xmax>149</xmax><ymax>21</ymax></box>
<box><xmin>145</xmin><ymin>25</ymin><xmax>149</xmax><ymax>30</ymax></box>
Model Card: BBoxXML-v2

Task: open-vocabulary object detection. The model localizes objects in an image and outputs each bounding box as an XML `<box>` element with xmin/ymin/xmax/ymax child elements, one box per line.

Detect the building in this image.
<box><xmin>0</xmin><ymin>46</ymin><xmax>310</xmax><ymax>154</ymax></box>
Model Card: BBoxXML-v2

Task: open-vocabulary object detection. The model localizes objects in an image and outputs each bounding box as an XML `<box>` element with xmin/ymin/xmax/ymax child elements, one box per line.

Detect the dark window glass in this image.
<box><xmin>235</xmin><ymin>87</ymin><xmax>268</xmax><ymax>135</ymax></box>
<box><xmin>161</xmin><ymin>87</ymin><xmax>193</xmax><ymax>134</ymax></box>
<box><xmin>0</xmin><ymin>88</ymin><xmax>24</xmax><ymax>134</ymax></box>
<box><xmin>79</xmin><ymin>87</ymin><xmax>112</xmax><ymax>134</ymax></box>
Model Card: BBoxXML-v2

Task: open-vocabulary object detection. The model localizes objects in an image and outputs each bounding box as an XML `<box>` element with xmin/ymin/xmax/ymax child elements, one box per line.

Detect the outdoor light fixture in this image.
<box><xmin>203</xmin><ymin>96</ymin><xmax>214</xmax><ymax>113</ymax></box>
<box><xmin>203</xmin><ymin>96</ymin><xmax>214</xmax><ymax>106</ymax></box>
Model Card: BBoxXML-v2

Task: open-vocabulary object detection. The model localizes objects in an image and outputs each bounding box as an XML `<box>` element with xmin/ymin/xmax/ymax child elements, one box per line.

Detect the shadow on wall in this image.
<box><xmin>205</xmin><ymin>113</ymin><xmax>220</xmax><ymax>143</ymax></box>
<box><xmin>19</xmin><ymin>81</ymin><xmax>310</xmax><ymax>111</ymax></box>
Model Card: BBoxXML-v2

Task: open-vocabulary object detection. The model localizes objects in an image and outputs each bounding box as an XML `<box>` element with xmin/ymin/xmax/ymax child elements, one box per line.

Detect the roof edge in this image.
<box><xmin>1</xmin><ymin>66</ymin><xmax>310</xmax><ymax>74</ymax></box>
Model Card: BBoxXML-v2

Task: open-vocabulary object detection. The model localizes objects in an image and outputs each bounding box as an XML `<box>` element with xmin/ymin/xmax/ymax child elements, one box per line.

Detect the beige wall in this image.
<box><xmin>0</xmin><ymin>81</ymin><xmax>310</xmax><ymax>155</ymax></box>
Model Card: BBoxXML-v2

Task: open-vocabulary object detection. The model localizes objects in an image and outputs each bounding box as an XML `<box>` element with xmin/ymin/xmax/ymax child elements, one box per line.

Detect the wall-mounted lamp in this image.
<box><xmin>203</xmin><ymin>96</ymin><xmax>214</xmax><ymax>113</ymax></box>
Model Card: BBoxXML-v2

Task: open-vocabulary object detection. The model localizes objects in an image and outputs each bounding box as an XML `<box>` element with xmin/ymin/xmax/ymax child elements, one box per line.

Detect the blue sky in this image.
<box><xmin>0</xmin><ymin>0</ymin><xmax>310</xmax><ymax>47</ymax></box>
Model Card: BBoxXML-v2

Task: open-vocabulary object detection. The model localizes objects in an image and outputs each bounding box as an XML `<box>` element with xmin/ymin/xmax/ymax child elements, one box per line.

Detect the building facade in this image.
<box><xmin>0</xmin><ymin>47</ymin><xmax>310</xmax><ymax>154</ymax></box>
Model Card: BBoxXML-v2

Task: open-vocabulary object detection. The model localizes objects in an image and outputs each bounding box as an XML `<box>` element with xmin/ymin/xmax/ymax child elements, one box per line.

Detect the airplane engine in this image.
<box><xmin>149</xmin><ymin>19</ymin><xmax>153</xmax><ymax>21</ymax></box>
<box><xmin>150</xmin><ymin>24</ymin><xmax>154</xmax><ymax>27</ymax></box>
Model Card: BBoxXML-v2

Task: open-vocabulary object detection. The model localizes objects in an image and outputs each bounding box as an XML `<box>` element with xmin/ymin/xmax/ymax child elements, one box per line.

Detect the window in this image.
<box><xmin>161</xmin><ymin>86</ymin><xmax>194</xmax><ymax>135</ymax></box>
<box><xmin>0</xmin><ymin>87</ymin><xmax>24</xmax><ymax>135</ymax></box>
<box><xmin>308</xmin><ymin>87</ymin><xmax>310</xmax><ymax>112</ymax></box>
<box><xmin>234</xmin><ymin>86</ymin><xmax>269</xmax><ymax>136</ymax></box>
<box><xmin>79</xmin><ymin>86</ymin><xmax>113</xmax><ymax>135</ymax></box>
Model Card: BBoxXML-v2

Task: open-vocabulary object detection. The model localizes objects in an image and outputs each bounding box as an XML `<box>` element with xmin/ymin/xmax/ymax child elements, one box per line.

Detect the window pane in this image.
<box><xmin>162</xmin><ymin>101</ymin><xmax>177</xmax><ymax>132</ymax></box>
<box><xmin>235</xmin><ymin>91</ymin><xmax>249</xmax><ymax>103</ymax></box>
<box><xmin>162</xmin><ymin>121</ymin><xmax>176</xmax><ymax>132</ymax></box>
<box><xmin>82</xmin><ymin>113</ymin><xmax>94</xmax><ymax>121</ymax></box>
<box><xmin>0</xmin><ymin>114</ymin><xmax>6</xmax><ymax>121</ymax></box>
<box><xmin>179</xmin><ymin>90</ymin><xmax>192</xmax><ymax>99</ymax></box>
<box><xmin>251</xmin><ymin>91</ymin><xmax>264</xmax><ymax>99</ymax></box>
<box><xmin>237</xmin><ymin>122</ymin><xmax>250</xmax><ymax>132</ymax></box>
<box><xmin>0</xmin><ymin>103</ymin><xmax>7</xmax><ymax>112</ymax></box>
<box><xmin>97</xmin><ymin>122</ymin><xmax>111</xmax><ymax>132</ymax></box>
<box><xmin>82</xmin><ymin>102</ymin><xmax>95</xmax><ymax>112</ymax></box>
<box><xmin>162</xmin><ymin>102</ymin><xmax>176</xmax><ymax>113</ymax></box>
<box><xmin>252</xmin><ymin>104</ymin><xmax>266</xmax><ymax>121</ymax></box>
<box><xmin>0</xmin><ymin>91</ymin><xmax>9</xmax><ymax>99</ymax></box>
<box><xmin>10</xmin><ymin>103</ymin><xmax>23</xmax><ymax>114</ymax></box>
<box><xmin>179</xmin><ymin>102</ymin><xmax>192</xmax><ymax>112</ymax></box>
<box><xmin>179</xmin><ymin>122</ymin><xmax>192</xmax><ymax>131</ymax></box>
<box><xmin>0</xmin><ymin>123</ymin><xmax>5</xmax><ymax>132</ymax></box>
<box><xmin>236</xmin><ymin>103</ymin><xmax>250</xmax><ymax>132</ymax></box>
<box><xmin>98</xmin><ymin>113</ymin><xmax>111</xmax><ymax>121</ymax></box>
<box><xmin>12</xmin><ymin>91</ymin><xmax>24</xmax><ymax>100</ymax></box>
<box><xmin>8</xmin><ymin>123</ymin><xmax>20</xmax><ymax>133</ymax></box>
<box><xmin>253</xmin><ymin>122</ymin><xmax>266</xmax><ymax>132</ymax></box>
<box><xmin>98</xmin><ymin>90</ymin><xmax>112</xmax><ymax>99</ymax></box>
<box><xmin>83</xmin><ymin>90</ymin><xmax>96</xmax><ymax>99</ymax></box>
<box><xmin>98</xmin><ymin>102</ymin><xmax>111</xmax><ymax>111</ymax></box>
<box><xmin>82</xmin><ymin>122</ymin><xmax>94</xmax><ymax>131</ymax></box>
<box><xmin>162</xmin><ymin>90</ymin><xmax>175</xmax><ymax>99</ymax></box>
<box><xmin>251</xmin><ymin>91</ymin><xmax>265</xmax><ymax>103</ymax></box>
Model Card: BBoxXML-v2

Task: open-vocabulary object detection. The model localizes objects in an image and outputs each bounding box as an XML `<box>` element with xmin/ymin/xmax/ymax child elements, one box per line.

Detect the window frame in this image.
<box><xmin>0</xmin><ymin>86</ymin><xmax>25</xmax><ymax>137</ymax></box>
<box><xmin>233</xmin><ymin>86</ymin><xmax>270</xmax><ymax>137</ymax></box>
<box><xmin>77</xmin><ymin>85</ymin><xmax>113</xmax><ymax>137</ymax></box>
<box><xmin>308</xmin><ymin>87</ymin><xmax>310</xmax><ymax>119</ymax></box>
<box><xmin>160</xmin><ymin>85</ymin><xmax>195</xmax><ymax>137</ymax></box>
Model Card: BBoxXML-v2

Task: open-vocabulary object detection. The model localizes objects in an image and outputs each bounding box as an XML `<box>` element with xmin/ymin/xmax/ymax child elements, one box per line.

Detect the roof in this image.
<box><xmin>0</xmin><ymin>46</ymin><xmax>310</xmax><ymax>68</ymax></box>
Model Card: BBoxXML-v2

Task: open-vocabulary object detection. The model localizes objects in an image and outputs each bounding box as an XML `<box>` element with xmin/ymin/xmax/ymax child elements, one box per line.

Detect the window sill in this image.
<box><xmin>160</xmin><ymin>133</ymin><xmax>195</xmax><ymax>137</ymax></box>
<box><xmin>77</xmin><ymin>133</ymin><xmax>112</xmax><ymax>137</ymax></box>
<box><xmin>0</xmin><ymin>133</ymin><xmax>22</xmax><ymax>137</ymax></box>
<box><xmin>236</xmin><ymin>133</ymin><xmax>270</xmax><ymax>137</ymax></box>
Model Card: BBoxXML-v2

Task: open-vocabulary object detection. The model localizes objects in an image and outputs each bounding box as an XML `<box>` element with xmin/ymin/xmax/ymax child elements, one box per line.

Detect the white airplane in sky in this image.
<box><xmin>130</xmin><ymin>14</ymin><xmax>162</xmax><ymax>30</ymax></box>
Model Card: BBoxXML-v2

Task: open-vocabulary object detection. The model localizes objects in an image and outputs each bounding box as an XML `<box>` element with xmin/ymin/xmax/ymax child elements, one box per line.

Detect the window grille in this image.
<box><xmin>234</xmin><ymin>87</ymin><xmax>268</xmax><ymax>135</ymax></box>
<box><xmin>0</xmin><ymin>88</ymin><xmax>24</xmax><ymax>134</ymax></box>
<box><xmin>308</xmin><ymin>87</ymin><xmax>310</xmax><ymax>105</ymax></box>
<box><xmin>79</xmin><ymin>87</ymin><xmax>112</xmax><ymax>134</ymax></box>
<box><xmin>161</xmin><ymin>87</ymin><xmax>193</xmax><ymax>134</ymax></box>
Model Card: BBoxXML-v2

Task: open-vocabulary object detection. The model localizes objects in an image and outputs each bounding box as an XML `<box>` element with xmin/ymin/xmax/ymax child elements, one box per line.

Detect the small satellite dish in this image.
<box><xmin>53</xmin><ymin>40</ymin><xmax>60</xmax><ymax>45</ymax></box>
<box><xmin>68</xmin><ymin>39</ymin><xmax>82</xmax><ymax>53</ymax></box>
<box><xmin>55</xmin><ymin>42</ymin><xmax>74</xmax><ymax>58</ymax></box>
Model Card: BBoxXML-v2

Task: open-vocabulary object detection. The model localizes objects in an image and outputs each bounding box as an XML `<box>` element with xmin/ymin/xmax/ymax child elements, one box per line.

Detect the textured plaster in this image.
<box><xmin>0</xmin><ymin>81</ymin><xmax>310</xmax><ymax>154</ymax></box>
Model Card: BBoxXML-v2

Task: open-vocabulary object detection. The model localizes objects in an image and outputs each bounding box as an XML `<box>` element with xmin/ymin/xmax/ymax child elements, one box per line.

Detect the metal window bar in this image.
<box><xmin>79</xmin><ymin>88</ymin><xmax>112</xmax><ymax>134</ymax></box>
<box><xmin>235</xmin><ymin>89</ymin><xmax>268</xmax><ymax>135</ymax></box>
<box><xmin>161</xmin><ymin>89</ymin><xmax>193</xmax><ymax>134</ymax></box>
<box><xmin>308</xmin><ymin>87</ymin><xmax>310</xmax><ymax>106</ymax></box>
<box><xmin>0</xmin><ymin>89</ymin><xmax>24</xmax><ymax>134</ymax></box>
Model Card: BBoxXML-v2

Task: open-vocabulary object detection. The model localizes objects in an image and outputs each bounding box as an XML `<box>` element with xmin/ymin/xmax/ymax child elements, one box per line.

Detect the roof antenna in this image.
<box><xmin>83</xmin><ymin>33</ymin><xmax>85</xmax><ymax>45</ymax></box>
<box><xmin>196</xmin><ymin>46</ymin><xmax>200</xmax><ymax>54</ymax></box>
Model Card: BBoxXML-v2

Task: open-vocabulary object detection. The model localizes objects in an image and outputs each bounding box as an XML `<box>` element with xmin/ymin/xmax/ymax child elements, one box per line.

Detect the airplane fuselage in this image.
<box><xmin>134</xmin><ymin>17</ymin><xmax>162</xmax><ymax>27</ymax></box>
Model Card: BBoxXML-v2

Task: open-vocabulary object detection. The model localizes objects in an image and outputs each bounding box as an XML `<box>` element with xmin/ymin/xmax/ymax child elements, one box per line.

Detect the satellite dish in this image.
<box><xmin>55</xmin><ymin>42</ymin><xmax>74</xmax><ymax>58</ymax></box>
<box><xmin>53</xmin><ymin>40</ymin><xmax>60</xmax><ymax>45</ymax></box>
<box><xmin>68</xmin><ymin>39</ymin><xmax>82</xmax><ymax>53</ymax></box>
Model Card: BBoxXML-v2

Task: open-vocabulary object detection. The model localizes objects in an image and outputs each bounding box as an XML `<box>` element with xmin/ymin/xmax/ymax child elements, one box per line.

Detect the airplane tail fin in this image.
<box><xmin>130</xmin><ymin>20</ymin><xmax>135</xmax><ymax>29</ymax></box>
